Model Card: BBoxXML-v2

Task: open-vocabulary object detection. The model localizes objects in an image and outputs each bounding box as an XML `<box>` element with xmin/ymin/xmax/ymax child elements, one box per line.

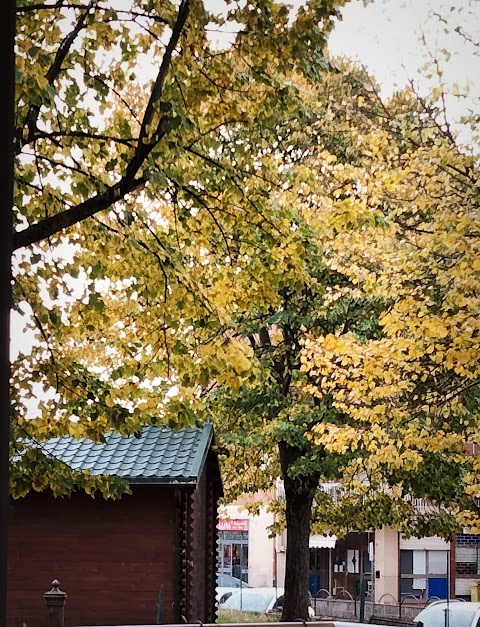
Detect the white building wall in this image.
<box><xmin>374</xmin><ymin>527</ymin><xmax>399</xmax><ymax>603</ymax></box>
<box><xmin>275</xmin><ymin>529</ymin><xmax>287</xmax><ymax>589</ymax></box>
<box><xmin>400</xmin><ymin>535</ymin><xmax>450</xmax><ymax>551</ymax></box>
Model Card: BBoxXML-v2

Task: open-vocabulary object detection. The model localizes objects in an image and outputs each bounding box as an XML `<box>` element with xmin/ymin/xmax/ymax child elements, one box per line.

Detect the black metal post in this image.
<box><xmin>0</xmin><ymin>0</ymin><xmax>15</xmax><ymax>624</ymax></box>
<box><xmin>359</xmin><ymin>579</ymin><xmax>367</xmax><ymax>623</ymax></box>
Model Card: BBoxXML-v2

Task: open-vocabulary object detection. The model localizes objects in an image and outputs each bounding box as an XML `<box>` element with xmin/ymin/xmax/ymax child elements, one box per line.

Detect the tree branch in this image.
<box><xmin>14</xmin><ymin>0</ymin><xmax>190</xmax><ymax>249</ymax></box>
<box><xmin>13</xmin><ymin>177</ymin><xmax>146</xmax><ymax>250</ymax></box>
<box><xmin>35</xmin><ymin>129</ymin><xmax>137</xmax><ymax>146</ymax></box>
<box><xmin>17</xmin><ymin>1</ymin><xmax>95</xmax><ymax>153</ymax></box>
<box><xmin>16</xmin><ymin>3</ymin><xmax>89</xmax><ymax>12</ymax></box>
<box><xmin>138</xmin><ymin>0</ymin><xmax>190</xmax><ymax>144</ymax></box>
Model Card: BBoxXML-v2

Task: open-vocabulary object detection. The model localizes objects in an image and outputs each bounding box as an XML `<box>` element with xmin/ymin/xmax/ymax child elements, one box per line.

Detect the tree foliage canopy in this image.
<box><xmin>12</xmin><ymin>0</ymin><xmax>349</xmax><ymax>497</ymax></box>
<box><xmin>214</xmin><ymin>64</ymin><xmax>480</xmax><ymax>539</ymax></box>
<box><xmin>11</xmin><ymin>0</ymin><xmax>480</xmax><ymax>618</ymax></box>
<box><xmin>12</xmin><ymin>0</ymin><xmax>480</xmax><ymax>526</ymax></box>
<box><xmin>301</xmin><ymin>80</ymin><xmax>480</xmax><ymax>537</ymax></box>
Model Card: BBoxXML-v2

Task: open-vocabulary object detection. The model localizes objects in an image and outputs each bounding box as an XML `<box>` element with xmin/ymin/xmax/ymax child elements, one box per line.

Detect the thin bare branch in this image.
<box><xmin>138</xmin><ymin>0</ymin><xmax>190</xmax><ymax>144</ymax></box>
<box><xmin>16</xmin><ymin>1</ymin><xmax>96</xmax><ymax>153</ymax></box>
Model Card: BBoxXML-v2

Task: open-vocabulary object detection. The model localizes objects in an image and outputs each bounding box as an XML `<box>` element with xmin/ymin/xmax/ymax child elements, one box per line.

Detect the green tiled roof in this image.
<box><xmin>38</xmin><ymin>424</ymin><xmax>213</xmax><ymax>485</ymax></box>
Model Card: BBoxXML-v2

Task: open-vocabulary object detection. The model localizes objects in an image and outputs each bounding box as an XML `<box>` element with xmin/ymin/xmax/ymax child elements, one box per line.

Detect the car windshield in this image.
<box><xmin>416</xmin><ymin>607</ymin><xmax>477</xmax><ymax>627</ymax></box>
<box><xmin>216</xmin><ymin>574</ymin><xmax>249</xmax><ymax>588</ymax></box>
<box><xmin>222</xmin><ymin>591</ymin><xmax>276</xmax><ymax>612</ymax></box>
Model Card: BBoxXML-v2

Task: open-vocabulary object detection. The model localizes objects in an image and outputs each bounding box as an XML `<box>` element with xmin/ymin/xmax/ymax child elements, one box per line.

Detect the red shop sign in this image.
<box><xmin>217</xmin><ymin>518</ymin><xmax>249</xmax><ymax>531</ymax></box>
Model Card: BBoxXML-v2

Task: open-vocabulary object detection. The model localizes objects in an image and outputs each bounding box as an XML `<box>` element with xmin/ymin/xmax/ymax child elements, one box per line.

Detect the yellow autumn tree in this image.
<box><xmin>11</xmin><ymin>0</ymin><xmax>348</xmax><ymax>474</ymax></box>
<box><xmin>11</xmin><ymin>0</ymin><xmax>480</xmax><ymax>616</ymax></box>
<box><xmin>299</xmin><ymin>68</ymin><xmax>480</xmax><ymax>536</ymax></box>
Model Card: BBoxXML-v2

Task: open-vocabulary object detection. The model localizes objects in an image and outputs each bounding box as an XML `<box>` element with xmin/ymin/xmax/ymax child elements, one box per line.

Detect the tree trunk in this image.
<box><xmin>279</xmin><ymin>441</ymin><xmax>319</xmax><ymax>622</ymax></box>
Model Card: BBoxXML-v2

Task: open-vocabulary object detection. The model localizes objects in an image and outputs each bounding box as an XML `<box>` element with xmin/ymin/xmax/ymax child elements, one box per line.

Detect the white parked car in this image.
<box><xmin>219</xmin><ymin>587</ymin><xmax>314</xmax><ymax>618</ymax></box>
<box><xmin>414</xmin><ymin>600</ymin><xmax>480</xmax><ymax>627</ymax></box>
<box><xmin>219</xmin><ymin>587</ymin><xmax>285</xmax><ymax>613</ymax></box>
<box><xmin>316</xmin><ymin>623</ymin><xmax>390</xmax><ymax>627</ymax></box>
<box><xmin>216</xmin><ymin>573</ymin><xmax>251</xmax><ymax>603</ymax></box>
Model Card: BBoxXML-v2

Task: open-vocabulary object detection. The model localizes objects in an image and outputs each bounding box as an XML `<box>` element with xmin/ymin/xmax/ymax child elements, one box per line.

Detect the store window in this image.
<box><xmin>217</xmin><ymin>519</ymin><xmax>249</xmax><ymax>583</ymax></box>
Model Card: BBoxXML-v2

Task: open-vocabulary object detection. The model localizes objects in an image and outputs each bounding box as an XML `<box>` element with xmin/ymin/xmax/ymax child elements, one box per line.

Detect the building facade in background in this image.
<box><xmin>218</xmin><ymin>490</ymin><xmax>286</xmax><ymax>589</ymax></box>
<box><xmin>219</xmin><ymin>482</ymin><xmax>480</xmax><ymax>604</ymax></box>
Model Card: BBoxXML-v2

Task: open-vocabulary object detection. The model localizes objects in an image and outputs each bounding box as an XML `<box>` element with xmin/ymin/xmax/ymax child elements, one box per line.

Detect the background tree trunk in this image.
<box><xmin>279</xmin><ymin>442</ymin><xmax>319</xmax><ymax>621</ymax></box>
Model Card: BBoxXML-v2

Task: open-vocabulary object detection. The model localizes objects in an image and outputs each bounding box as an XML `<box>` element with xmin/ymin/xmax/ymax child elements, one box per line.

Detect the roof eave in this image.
<box><xmin>126</xmin><ymin>476</ymin><xmax>198</xmax><ymax>486</ymax></box>
<box><xmin>188</xmin><ymin>422</ymin><xmax>214</xmax><ymax>482</ymax></box>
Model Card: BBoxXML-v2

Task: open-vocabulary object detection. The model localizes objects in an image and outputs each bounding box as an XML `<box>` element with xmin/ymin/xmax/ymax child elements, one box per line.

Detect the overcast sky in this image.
<box><xmin>328</xmin><ymin>0</ymin><xmax>479</xmax><ymax>124</ymax></box>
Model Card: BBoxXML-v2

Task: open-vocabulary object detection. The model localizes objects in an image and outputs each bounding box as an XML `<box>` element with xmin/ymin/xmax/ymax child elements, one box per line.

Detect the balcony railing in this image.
<box><xmin>275</xmin><ymin>480</ymin><xmax>433</xmax><ymax>511</ymax></box>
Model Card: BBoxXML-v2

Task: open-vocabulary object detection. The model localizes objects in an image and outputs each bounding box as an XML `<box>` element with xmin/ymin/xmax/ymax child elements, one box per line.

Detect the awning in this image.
<box><xmin>309</xmin><ymin>534</ymin><xmax>337</xmax><ymax>549</ymax></box>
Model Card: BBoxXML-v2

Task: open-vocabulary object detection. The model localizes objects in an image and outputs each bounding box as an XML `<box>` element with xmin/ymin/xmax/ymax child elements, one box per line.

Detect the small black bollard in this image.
<box><xmin>44</xmin><ymin>579</ymin><xmax>67</xmax><ymax>627</ymax></box>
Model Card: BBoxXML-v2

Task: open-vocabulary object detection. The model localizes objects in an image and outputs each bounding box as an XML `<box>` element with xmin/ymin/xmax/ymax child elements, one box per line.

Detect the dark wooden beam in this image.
<box><xmin>0</xmin><ymin>0</ymin><xmax>15</xmax><ymax>623</ymax></box>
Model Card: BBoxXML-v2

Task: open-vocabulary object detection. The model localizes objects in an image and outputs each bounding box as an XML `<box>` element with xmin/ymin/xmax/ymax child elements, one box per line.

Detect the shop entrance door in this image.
<box><xmin>218</xmin><ymin>530</ymin><xmax>249</xmax><ymax>583</ymax></box>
